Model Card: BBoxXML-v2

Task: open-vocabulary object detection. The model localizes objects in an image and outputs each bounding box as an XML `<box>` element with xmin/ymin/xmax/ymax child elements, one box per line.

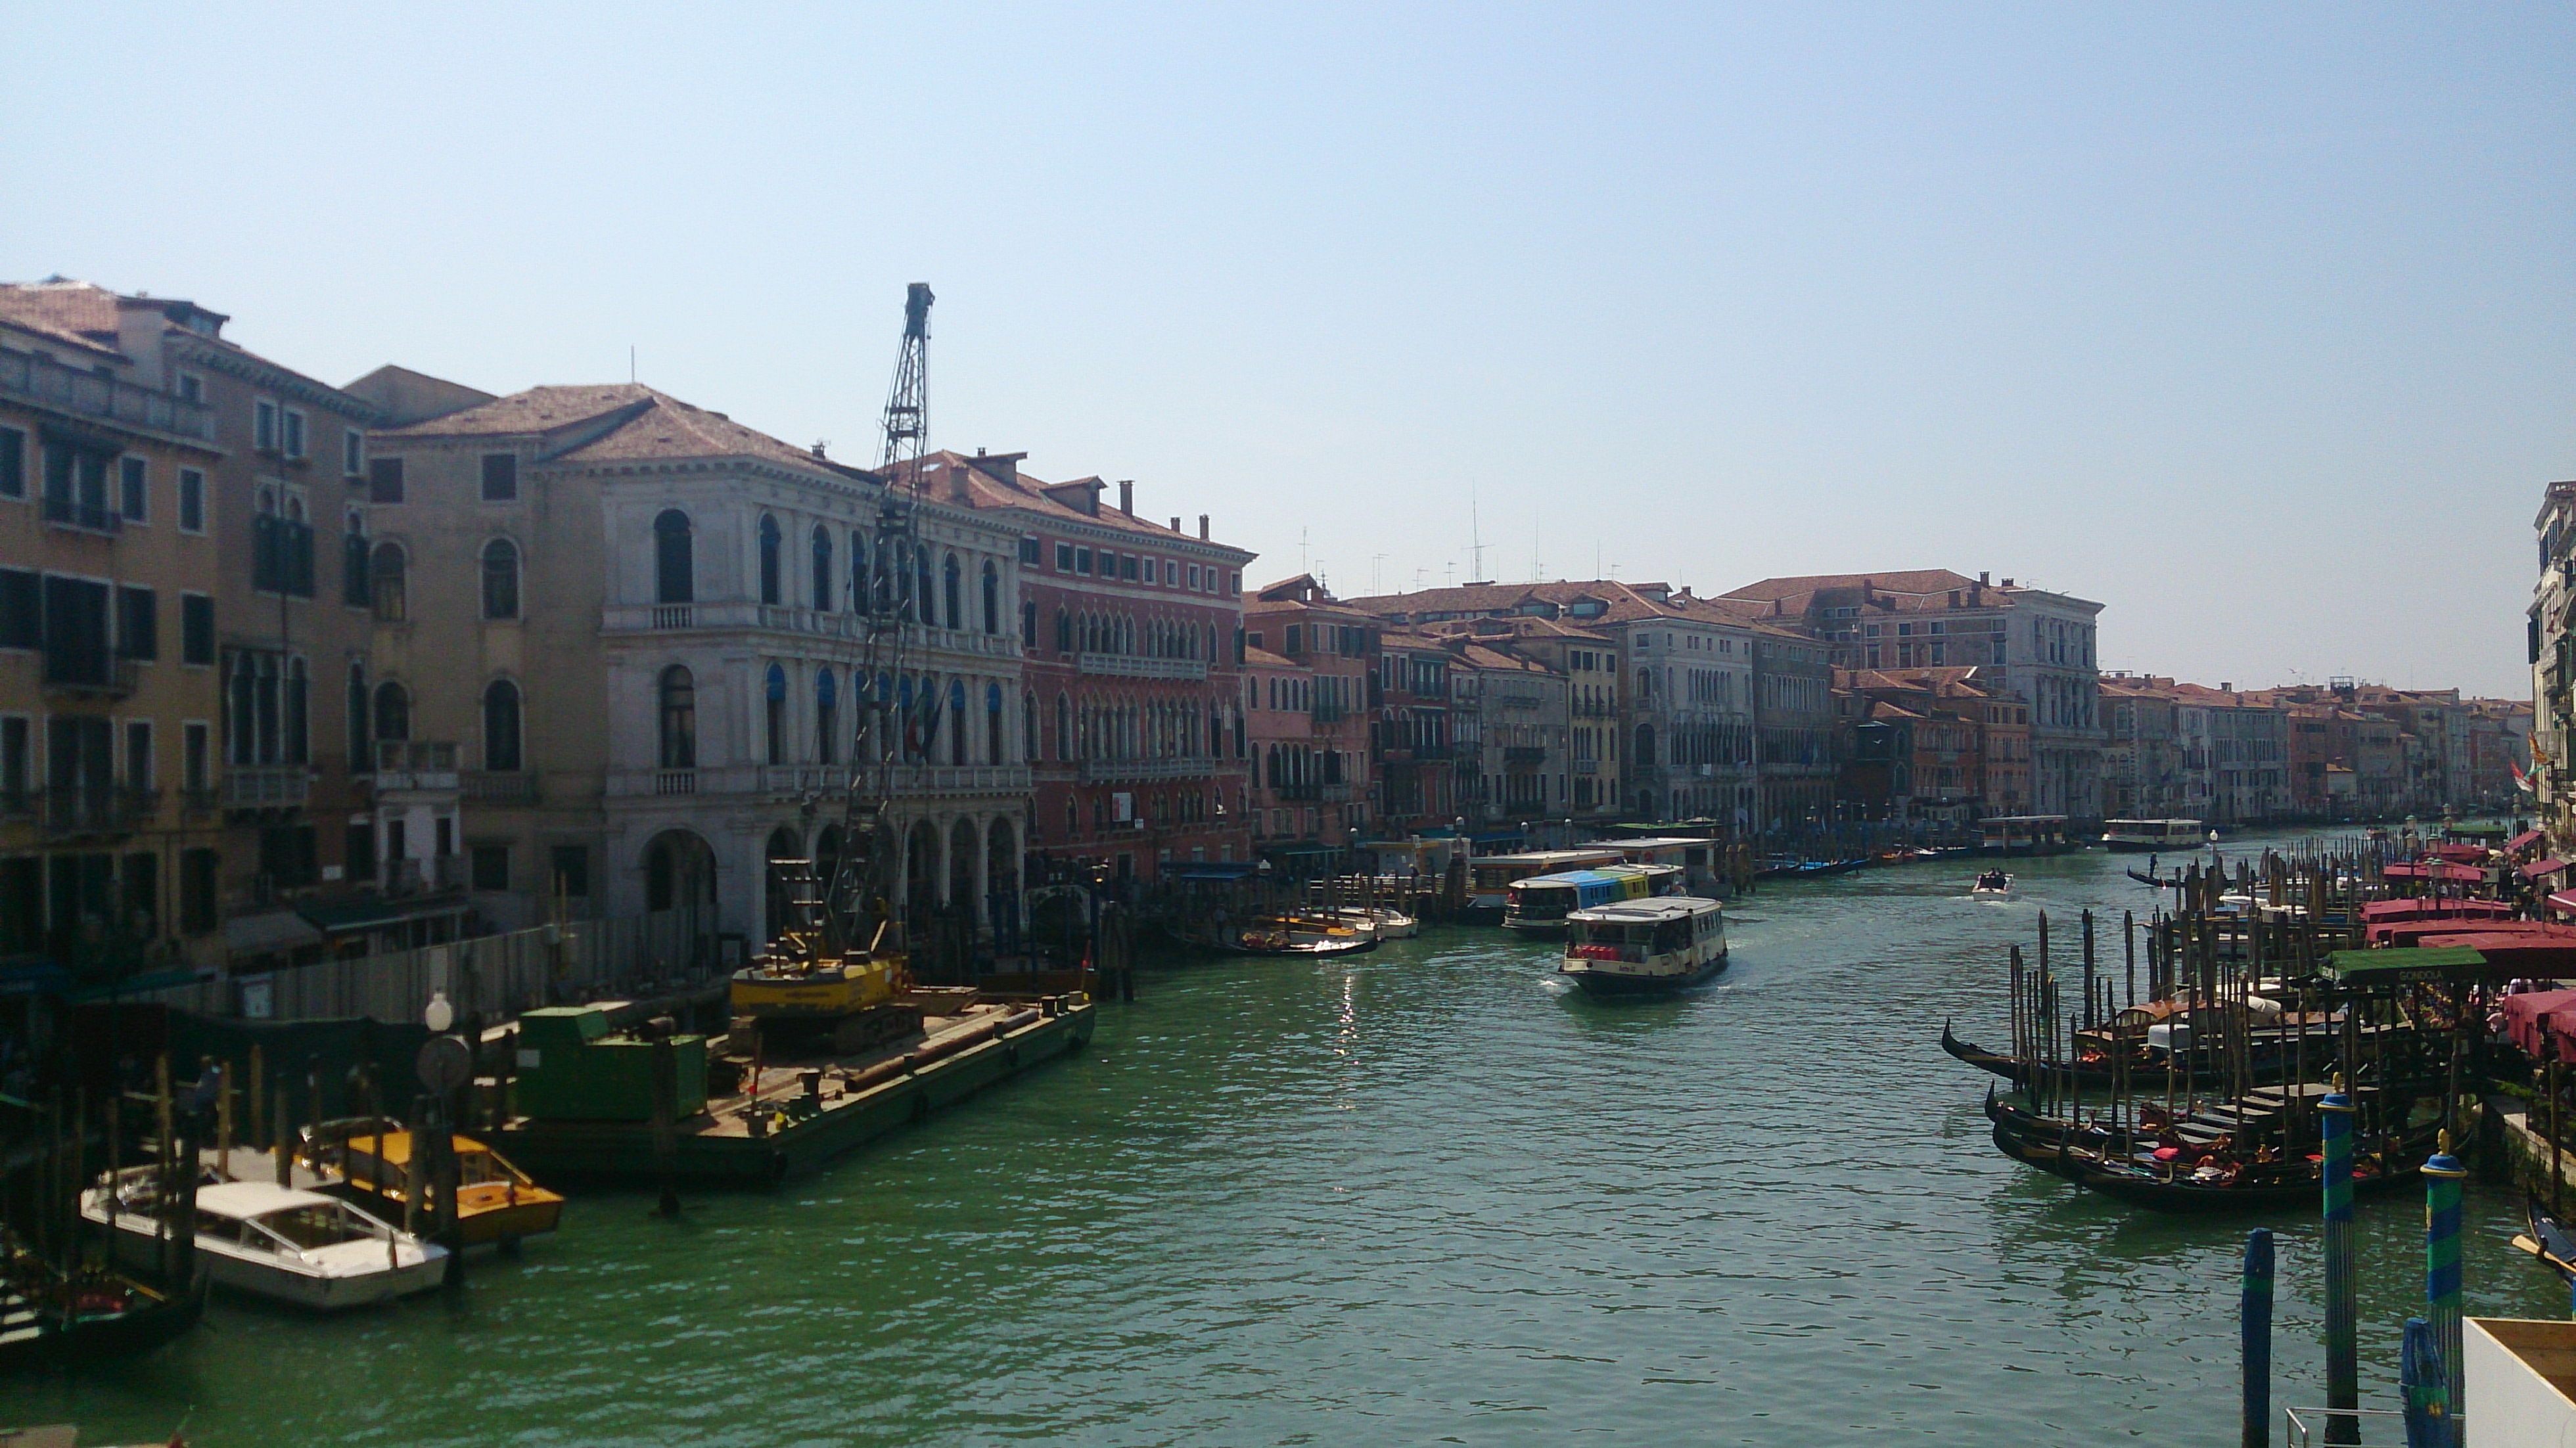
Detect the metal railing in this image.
<box><xmin>601</xmin><ymin>602</ymin><xmax>1021</xmax><ymax>660</ymax></box>
<box><xmin>375</xmin><ymin>741</ymin><xmax>459</xmax><ymax>792</ymax></box>
<box><xmin>223</xmin><ymin>765</ymin><xmax>311</xmax><ymax>807</ymax></box>
<box><xmin>0</xmin><ymin>349</ymin><xmax>215</xmax><ymax>440</ymax></box>
<box><xmin>384</xmin><ymin>855</ymin><xmax>466</xmax><ymax>896</ymax></box>
<box><xmin>463</xmin><ymin>771</ymin><xmax>540</xmax><ymax>803</ymax></box>
<box><xmin>41</xmin><ymin>495</ymin><xmax>122</xmax><ymax>533</ymax></box>
<box><xmin>2282</xmin><ymin>1405</ymin><xmax>2434</xmax><ymax>1447</ymax></box>
<box><xmin>1077</xmin><ymin>757</ymin><xmax>1217</xmax><ymax>783</ymax></box>
<box><xmin>42</xmin><ymin>654</ymin><xmax>137</xmax><ymax>697</ymax></box>
<box><xmin>1077</xmin><ymin>653</ymin><xmax>1207</xmax><ymax>681</ymax></box>
<box><xmin>41</xmin><ymin>786</ymin><xmax>158</xmax><ymax>837</ymax></box>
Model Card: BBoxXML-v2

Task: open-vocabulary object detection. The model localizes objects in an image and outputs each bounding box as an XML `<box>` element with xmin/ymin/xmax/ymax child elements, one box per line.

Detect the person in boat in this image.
<box><xmin>1973</xmin><ymin>870</ymin><xmax>2009</xmax><ymax>891</ymax></box>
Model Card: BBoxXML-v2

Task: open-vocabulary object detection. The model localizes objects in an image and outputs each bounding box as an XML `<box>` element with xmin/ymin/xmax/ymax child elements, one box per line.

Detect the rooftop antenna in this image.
<box><xmin>1300</xmin><ymin>528</ymin><xmax>1310</xmax><ymax>577</ymax></box>
<box><xmin>1531</xmin><ymin>507</ymin><xmax>1542</xmax><ymax>584</ymax></box>
<box><xmin>1469</xmin><ymin>481</ymin><xmax>1486</xmax><ymax>583</ymax></box>
<box><xmin>1371</xmin><ymin>553</ymin><xmax>1387</xmax><ymax>595</ymax></box>
<box><xmin>629</xmin><ymin>346</ymin><xmax>635</xmax><ymax>383</ymax></box>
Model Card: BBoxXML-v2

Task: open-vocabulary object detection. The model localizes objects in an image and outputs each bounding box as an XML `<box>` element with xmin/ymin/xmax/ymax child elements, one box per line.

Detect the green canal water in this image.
<box><xmin>6</xmin><ymin>835</ymin><xmax>2566</xmax><ymax>1445</ymax></box>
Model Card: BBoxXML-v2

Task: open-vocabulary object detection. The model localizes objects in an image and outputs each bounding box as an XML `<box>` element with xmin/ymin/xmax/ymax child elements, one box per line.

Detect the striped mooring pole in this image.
<box><xmin>2322</xmin><ymin>1081</ymin><xmax>2359</xmax><ymax>1445</ymax></box>
<box><xmin>2241</xmin><ymin>1227</ymin><xmax>2274</xmax><ymax>1448</ymax></box>
<box><xmin>2402</xmin><ymin>1316</ymin><xmax>2447</xmax><ymax>1448</ymax></box>
<box><xmin>2424</xmin><ymin>1135</ymin><xmax>2467</xmax><ymax>1447</ymax></box>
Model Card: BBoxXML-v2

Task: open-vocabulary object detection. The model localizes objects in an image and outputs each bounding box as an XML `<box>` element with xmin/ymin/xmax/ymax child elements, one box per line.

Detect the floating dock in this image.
<box><xmin>491</xmin><ymin>995</ymin><xmax>1095</xmax><ymax>1187</ymax></box>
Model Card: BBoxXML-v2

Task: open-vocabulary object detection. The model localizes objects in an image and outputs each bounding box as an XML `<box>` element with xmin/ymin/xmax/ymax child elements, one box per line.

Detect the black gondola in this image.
<box><xmin>2514</xmin><ymin>1197</ymin><xmax>2576</xmax><ymax>1282</ymax></box>
<box><xmin>0</xmin><ymin>1253</ymin><xmax>204</xmax><ymax>1371</ymax></box>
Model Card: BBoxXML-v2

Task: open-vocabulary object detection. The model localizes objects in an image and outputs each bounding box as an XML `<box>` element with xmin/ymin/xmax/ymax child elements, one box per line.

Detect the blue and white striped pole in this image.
<box><xmin>2322</xmin><ymin>1079</ymin><xmax>2358</xmax><ymax>1443</ymax></box>
<box><xmin>2242</xmin><ymin>1227</ymin><xmax>2274</xmax><ymax>1448</ymax></box>
<box><xmin>2424</xmin><ymin>1135</ymin><xmax>2466</xmax><ymax>1447</ymax></box>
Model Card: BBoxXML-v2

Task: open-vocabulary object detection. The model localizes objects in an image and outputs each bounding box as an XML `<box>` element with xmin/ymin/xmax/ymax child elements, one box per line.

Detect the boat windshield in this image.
<box><xmin>255</xmin><ymin>1201</ymin><xmax>373</xmax><ymax>1250</ymax></box>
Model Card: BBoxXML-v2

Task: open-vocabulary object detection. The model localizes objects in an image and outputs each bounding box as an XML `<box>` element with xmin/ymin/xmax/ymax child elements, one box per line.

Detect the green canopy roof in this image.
<box><xmin>2325</xmin><ymin>946</ymin><xmax>2491</xmax><ymax>982</ymax></box>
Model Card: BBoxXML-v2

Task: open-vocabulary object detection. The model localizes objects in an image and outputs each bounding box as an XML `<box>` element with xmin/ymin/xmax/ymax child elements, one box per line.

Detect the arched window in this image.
<box><xmin>873</xmin><ymin>671</ymin><xmax>894</xmax><ymax>759</ymax></box>
<box><xmin>484</xmin><ymin>679</ymin><xmax>522</xmax><ymax>771</ymax></box>
<box><xmin>765</xmin><ymin>663</ymin><xmax>788</xmax><ymax>765</ymax></box>
<box><xmin>370</xmin><ymin>541</ymin><xmax>407</xmax><ymax>620</ymax></box>
<box><xmin>917</xmin><ymin>548</ymin><xmax>936</xmax><ymax>627</ymax></box>
<box><xmin>659</xmin><ymin>666</ymin><xmax>696</xmax><ymax>769</ymax></box>
<box><xmin>654</xmin><ymin>509</ymin><xmax>693</xmax><ymax>603</ymax></box>
<box><xmin>811</xmin><ymin>525</ymin><xmax>832</xmax><ymax>610</ymax></box>
<box><xmin>1056</xmin><ymin>693</ymin><xmax>1073</xmax><ymax>761</ymax></box>
<box><xmin>815</xmin><ymin>669</ymin><xmax>837</xmax><ymax>765</ymax></box>
<box><xmin>950</xmin><ymin>681</ymin><xmax>968</xmax><ymax>765</ymax></box>
<box><xmin>1023</xmin><ymin>690</ymin><xmax>1038</xmax><ymax>763</ymax></box>
<box><xmin>943</xmin><ymin>554</ymin><xmax>963</xmax><ymax>631</ymax></box>
<box><xmin>758</xmin><ymin>514</ymin><xmax>782</xmax><ymax>606</ymax></box>
<box><xmin>1055</xmin><ymin>608</ymin><xmax>1072</xmax><ymax>654</ymax></box>
<box><xmin>986</xmin><ymin>683</ymin><xmax>1003</xmax><ymax>765</ymax></box>
<box><xmin>892</xmin><ymin>540</ymin><xmax>911</xmax><ymax>619</ymax></box>
<box><xmin>848</xmin><ymin>530</ymin><xmax>868</xmax><ymax>613</ymax></box>
<box><xmin>1635</xmin><ymin>723</ymin><xmax>1656</xmax><ymax>769</ymax></box>
<box><xmin>373</xmin><ymin>680</ymin><xmax>411</xmax><ymax>742</ymax></box>
<box><xmin>481</xmin><ymin>537</ymin><xmax>520</xmax><ymax>619</ymax></box>
<box><xmin>980</xmin><ymin>560</ymin><xmax>1000</xmax><ymax>635</ymax></box>
<box><xmin>346</xmin><ymin>662</ymin><xmax>370</xmax><ymax>771</ymax></box>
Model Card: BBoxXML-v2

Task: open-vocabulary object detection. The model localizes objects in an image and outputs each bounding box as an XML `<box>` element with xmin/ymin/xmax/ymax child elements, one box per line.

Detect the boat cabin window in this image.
<box><xmin>258</xmin><ymin>1202</ymin><xmax>367</xmax><ymax>1250</ymax></box>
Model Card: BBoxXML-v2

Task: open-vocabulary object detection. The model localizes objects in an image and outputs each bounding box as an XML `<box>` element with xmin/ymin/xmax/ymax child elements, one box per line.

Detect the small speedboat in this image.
<box><xmin>1331</xmin><ymin>906</ymin><xmax>1418</xmax><ymax>940</ymax></box>
<box><xmin>1970</xmin><ymin>871</ymin><xmax>2013</xmax><ymax>897</ymax></box>
<box><xmin>1230</xmin><ymin>915</ymin><xmax>1376</xmax><ymax>957</ymax></box>
<box><xmin>83</xmin><ymin>1171</ymin><xmax>444</xmax><ymax>1311</ymax></box>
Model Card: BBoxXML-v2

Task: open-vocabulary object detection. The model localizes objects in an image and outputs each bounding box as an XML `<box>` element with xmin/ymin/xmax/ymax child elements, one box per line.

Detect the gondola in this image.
<box><xmin>0</xmin><ymin>1252</ymin><xmax>204</xmax><ymax>1371</ymax></box>
<box><xmin>1939</xmin><ymin>1020</ymin><xmax>2299</xmax><ymax>1091</ymax></box>
<box><xmin>1982</xmin><ymin>1087</ymin><xmax>2138</xmax><ymax>1181</ymax></box>
<box><xmin>2125</xmin><ymin>868</ymin><xmax>2176</xmax><ymax>887</ymax></box>
<box><xmin>2061</xmin><ymin>1127</ymin><xmax>2441</xmax><ymax>1213</ymax></box>
<box><xmin>2512</xmin><ymin>1196</ymin><xmax>2576</xmax><ymax>1283</ymax></box>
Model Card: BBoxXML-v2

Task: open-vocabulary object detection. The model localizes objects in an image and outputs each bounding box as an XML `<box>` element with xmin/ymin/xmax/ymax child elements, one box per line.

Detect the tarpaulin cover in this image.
<box><xmin>2359</xmin><ymin>897</ymin><xmax>2514</xmax><ymax>922</ymax></box>
<box><xmin>2510</xmin><ymin>828</ymin><xmax>2548</xmax><ymax>852</ymax></box>
<box><xmin>2524</xmin><ymin>857</ymin><xmax>2570</xmax><ymax>881</ymax></box>
<box><xmin>2428</xmin><ymin>844</ymin><xmax>2492</xmax><ymax>864</ymax></box>
<box><xmin>2499</xmin><ymin>989</ymin><xmax>2576</xmax><ymax>1060</ymax></box>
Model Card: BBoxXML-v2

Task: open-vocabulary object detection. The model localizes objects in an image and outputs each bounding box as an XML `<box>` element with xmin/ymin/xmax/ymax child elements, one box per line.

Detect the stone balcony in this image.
<box><xmin>599</xmin><ymin>602</ymin><xmax>1022</xmax><ymax>662</ymax></box>
<box><xmin>223</xmin><ymin>765</ymin><xmax>311</xmax><ymax>808</ymax></box>
<box><xmin>1076</xmin><ymin>756</ymin><xmax>1226</xmax><ymax>783</ymax></box>
<box><xmin>606</xmin><ymin>761</ymin><xmax>1031</xmax><ymax>802</ymax></box>
<box><xmin>1075</xmin><ymin>653</ymin><xmax>1207</xmax><ymax>681</ymax></box>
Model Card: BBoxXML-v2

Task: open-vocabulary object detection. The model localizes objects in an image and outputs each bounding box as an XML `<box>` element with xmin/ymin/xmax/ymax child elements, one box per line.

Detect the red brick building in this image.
<box><xmin>1242</xmin><ymin>576</ymin><xmax>1377</xmax><ymax>868</ymax></box>
<box><xmin>933</xmin><ymin>452</ymin><xmax>1253</xmax><ymax>884</ymax></box>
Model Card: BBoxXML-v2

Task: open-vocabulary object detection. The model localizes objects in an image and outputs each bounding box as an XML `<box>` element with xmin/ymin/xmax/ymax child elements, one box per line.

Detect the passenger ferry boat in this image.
<box><xmin>1504</xmin><ymin>863</ymin><xmax>1684</xmax><ymax>936</ymax></box>
<box><xmin>1465</xmin><ymin>849</ymin><xmax>1626</xmax><ymax>916</ymax></box>
<box><xmin>1979</xmin><ymin>815</ymin><xmax>2073</xmax><ymax>855</ymax></box>
<box><xmin>1558</xmin><ymin>897</ymin><xmax>1728</xmax><ymax>995</ymax></box>
<box><xmin>2102</xmin><ymin>819</ymin><xmax>2205</xmax><ymax>852</ymax></box>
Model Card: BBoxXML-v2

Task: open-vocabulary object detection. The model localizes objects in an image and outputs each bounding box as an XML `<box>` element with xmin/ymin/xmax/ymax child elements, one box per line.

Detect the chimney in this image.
<box><xmin>1170</xmin><ymin>516</ymin><xmax>1182</xmax><ymax>533</ymax></box>
<box><xmin>1118</xmin><ymin>480</ymin><xmax>1134</xmax><ymax>516</ymax></box>
<box><xmin>1979</xmin><ymin>572</ymin><xmax>1989</xmax><ymax>585</ymax></box>
<box><xmin>1197</xmin><ymin>514</ymin><xmax>1210</xmax><ymax>539</ymax></box>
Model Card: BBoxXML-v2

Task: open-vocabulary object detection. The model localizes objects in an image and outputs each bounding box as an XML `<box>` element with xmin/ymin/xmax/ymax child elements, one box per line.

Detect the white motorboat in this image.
<box><xmin>82</xmin><ymin>1171</ymin><xmax>445</xmax><ymax>1311</ymax></box>
<box><xmin>1969</xmin><ymin>870</ymin><xmax>2013</xmax><ymax>897</ymax></box>
<box><xmin>1331</xmin><ymin>906</ymin><xmax>1418</xmax><ymax>940</ymax></box>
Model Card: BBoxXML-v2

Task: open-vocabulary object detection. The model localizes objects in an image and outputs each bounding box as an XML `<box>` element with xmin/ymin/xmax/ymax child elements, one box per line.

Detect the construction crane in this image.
<box><xmin>729</xmin><ymin>284</ymin><xmax>936</xmax><ymax>1056</ymax></box>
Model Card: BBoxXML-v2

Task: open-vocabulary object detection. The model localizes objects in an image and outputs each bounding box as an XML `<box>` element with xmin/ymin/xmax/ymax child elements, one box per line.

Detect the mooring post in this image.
<box><xmin>2242</xmin><ymin>1227</ymin><xmax>2273</xmax><ymax>1448</ymax></box>
<box><xmin>2401</xmin><ymin>1315</ymin><xmax>2446</xmax><ymax>1448</ymax></box>
<box><xmin>2322</xmin><ymin>1079</ymin><xmax>2359</xmax><ymax>1444</ymax></box>
<box><xmin>2424</xmin><ymin>1135</ymin><xmax>2466</xmax><ymax>1446</ymax></box>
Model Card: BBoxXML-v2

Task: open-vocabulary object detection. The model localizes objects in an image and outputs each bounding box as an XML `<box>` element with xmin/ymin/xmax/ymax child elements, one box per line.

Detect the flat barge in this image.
<box><xmin>491</xmin><ymin>994</ymin><xmax>1095</xmax><ymax>1188</ymax></box>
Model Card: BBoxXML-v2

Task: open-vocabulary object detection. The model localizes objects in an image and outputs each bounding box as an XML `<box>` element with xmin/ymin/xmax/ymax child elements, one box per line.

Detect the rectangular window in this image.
<box><xmin>1119</xmin><ymin>554</ymin><xmax>1138</xmax><ymax>581</ymax></box>
<box><xmin>179</xmin><ymin>848</ymin><xmax>219</xmax><ymax>934</ymax></box>
<box><xmin>177</xmin><ymin>468</ymin><xmax>205</xmax><ymax>532</ymax></box>
<box><xmin>124</xmin><ymin>719</ymin><xmax>151</xmax><ymax>787</ymax></box>
<box><xmin>41</xmin><ymin>576</ymin><xmax>110</xmax><ymax>688</ymax></box>
<box><xmin>1054</xmin><ymin>541</ymin><xmax>1072</xmax><ymax>571</ymax></box>
<box><xmin>283</xmin><ymin>409</ymin><xmax>306</xmax><ymax>459</ymax></box>
<box><xmin>368</xmin><ymin>457</ymin><xmax>405</xmax><ymax>504</ymax></box>
<box><xmin>0</xmin><ymin>426</ymin><xmax>24</xmax><ymax>498</ymax></box>
<box><xmin>115</xmin><ymin>585</ymin><xmax>156</xmax><ymax>660</ymax></box>
<box><xmin>0</xmin><ymin>717</ymin><xmax>26</xmax><ymax>806</ymax></box>
<box><xmin>471</xmin><ymin>844</ymin><xmax>510</xmax><ymax>892</ymax></box>
<box><xmin>1228</xmin><ymin>572</ymin><xmax>1239</xmax><ymax>594</ymax></box>
<box><xmin>1164</xmin><ymin>559</ymin><xmax>1178</xmax><ymax>586</ymax></box>
<box><xmin>118</xmin><ymin>458</ymin><xmax>147</xmax><ymax>522</ymax></box>
<box><xmin>344</xmin><ymin>823</ymin><xmax>377</xmax><ymax>882</ymax></box>
<box><xmin>180</xmin><ymin>593</ymin><xmax>214</xmax><ymax>665</ymax></box>
<box><xmin>175</xmin><ymin>372</ymin><xmax>203</xmax><ymax>404</ymax></box>
<box><xmin>123</xmin><ymin>852</ymin><xmax>158</xmax><ymax>938</ymax></box>
<box><xmin>183</xmin><ymin>721</ymin><xmax>209</xmax><ymax>792</ymax></box>
<box><xmin>550</xmin><ymin>844</ymin><xmax>589</xmax><ymax>898</ymax></box>
<box><xmin>254</xmin><ymin>399</ymin><xmax>278</xmax><ymax>451</ymax></box>
<box><xmin>1187</xmin><ymin>564</ymin><xmax>1201</xmax><ymax>591</ymax></box>
<box><xmin>343</xmin><ymin>429</ymin><xmax>364</xmax><ymax>477</ymax></box>
<box><xmin>0</xmin><ymin>568</ymin><xmax>35</xmax><ymax>649</ymax></box>
<box><xmin>1019</xmin><ymin>537</ymin><xmax>1040</xmax><ymax>566</ymax></box>
<box><xmin>1075</xmin><ymin>547</ymin><xmax>1093</xmax><ymax>575</ymax></box>
<box><xmin>480</xmin><ymin>453</ymin><xmax>518</xmax><ymax>501</ymax></box>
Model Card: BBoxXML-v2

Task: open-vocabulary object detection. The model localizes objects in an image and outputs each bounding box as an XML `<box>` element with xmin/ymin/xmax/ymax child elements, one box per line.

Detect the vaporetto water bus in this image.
<box><xmin>1504</xmin><ymin>863</ymin><xmax>1684</xmax><ymax>938</ymax></box>
<box><xmin>2101</xmin><ymin>818</ymin><xmax>2206</xmax><ymax>852</ymax></box>
<box><xmin>1557</xmin><ymin>896</ymin><xmax>1728</xmax><ymax>996</ymax></box>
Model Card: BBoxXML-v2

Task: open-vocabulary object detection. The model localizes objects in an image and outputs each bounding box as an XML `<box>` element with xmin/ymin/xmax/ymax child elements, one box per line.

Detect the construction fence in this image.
<box><xmin>118</xmin><ymin>908</ymin><xmax>735</xmax><ymax>1025</ymax></box>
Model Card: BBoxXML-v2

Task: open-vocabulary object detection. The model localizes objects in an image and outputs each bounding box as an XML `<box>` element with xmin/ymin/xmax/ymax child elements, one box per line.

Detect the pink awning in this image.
<box><xmin>2360</xmin><ymin>897</ymin><xmax>2514</xmax><ymax>922</ymax></box>
<box><xmin>2420</xmin><ymin>930</ymin><xmax>2576</xmax><ymax>976</ymax></box>
<box><xmin>2525</xmin><ymin>857</ymin><xmax>2570</xmax><ymax>881</ymax></box>
<box><xmin>2429</xmin><ymin>843</ymin><xmax>2491</xmax><ymax>864</ymax></box>
<box><xmin>2510</xmin><ymin>828</ymin><xmax>2548</xmax><ymax>852</ymax></box>
<box><xmin>2385</xmin><ymin>861</ymin><xmax>2489</xmax><ymax>884</ymax></box>
<box><xmin>2548</xmin><ymin>890</ymin><xmax>2576</xmax><ymax>917</ymax></box>
<box><xmin>2500</xmin><ymin>987</ymin><xmax>2576</xmax><ymax>1060</ymax></box>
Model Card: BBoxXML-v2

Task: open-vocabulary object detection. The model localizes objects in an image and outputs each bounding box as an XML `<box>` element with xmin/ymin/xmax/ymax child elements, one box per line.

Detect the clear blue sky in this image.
<box><xmin>8</xmin><ymin>4</ymin><xmax>2568</xmax><ymax>696</ymax></box>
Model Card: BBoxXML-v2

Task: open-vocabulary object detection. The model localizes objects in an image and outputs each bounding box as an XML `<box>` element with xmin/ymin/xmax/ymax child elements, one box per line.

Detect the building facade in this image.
<box><xmin>1243</xmin><ymin>575</ymin><xmax>1373</xmax><ymax>863</ymax></box>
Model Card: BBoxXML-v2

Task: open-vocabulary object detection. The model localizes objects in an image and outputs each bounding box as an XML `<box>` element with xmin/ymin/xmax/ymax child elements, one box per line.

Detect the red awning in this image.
<box><xmin>2510</xmin><ymin>828</ymin><xmax>2548</xmax><ymax>852</ymax></box>
<box><xmin>2418</xmin><ymin>928</ymin><xmax>2576</xmax><ymax>975</ymax></box>
<box><xmin>2429</xmin><ymin>843</ymin><xmax>2491</xmax><ymax>864</ymax></box>
<box><xmin>2500</xmin><ymin>987</ymin><xmax>2576</xmax><ymax>1059</ymax></box>
<box><xmin>2369</xmin><ymin>916</ymin><xmax>2556</xmax><ymax>947</ymax></box>
<box><xmin>2384</xmin><ymin>861</ymin><xmax>2489</xmax><ymax>884</ymax></box>
<box><xmin>2359</xmin><ymin>897</ymin><xmax>2514</xmax><ymax>922</ymax></box>
<box><xmin>2524</xmin><ymin>857</ymin><xmax>2570</xmax><ymax>881</ymax></box>
<box><xmin>2548</xmin><ymin>890</ymin><xmax>2576</xmax><ymax>918</ymax></box>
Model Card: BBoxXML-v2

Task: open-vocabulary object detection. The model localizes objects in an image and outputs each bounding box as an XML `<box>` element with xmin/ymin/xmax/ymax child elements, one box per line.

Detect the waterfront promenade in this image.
<box><xmin>2</xmin><ymin>835</ymin><xmax>2560</xmax><ymax>1444</ymax></box>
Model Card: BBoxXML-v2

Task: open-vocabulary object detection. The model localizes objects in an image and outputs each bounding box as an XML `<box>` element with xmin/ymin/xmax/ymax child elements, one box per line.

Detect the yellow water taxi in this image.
<box><xmin>298</xmin><ymin>1120</ymin><xmax>565</xmax><ymax>1248</ymax></box>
